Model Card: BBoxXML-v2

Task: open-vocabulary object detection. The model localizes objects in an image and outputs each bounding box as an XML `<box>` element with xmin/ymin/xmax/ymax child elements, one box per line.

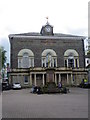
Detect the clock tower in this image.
<box><xmin>40</xmin><ymin>19</ymin><xmax>54</xmax><ymax>36</ymax></box>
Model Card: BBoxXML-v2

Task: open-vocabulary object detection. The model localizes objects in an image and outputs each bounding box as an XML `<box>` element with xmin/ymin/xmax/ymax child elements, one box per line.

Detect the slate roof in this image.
<box><xmin>9</xmin><ymin>32</ymin><xmax>86</xmax><ymax>40</ymax></box>
<box><xmin>10</xmin><ymin>32</ymin><xmax>84</xmax><ymax>37</ymax></box>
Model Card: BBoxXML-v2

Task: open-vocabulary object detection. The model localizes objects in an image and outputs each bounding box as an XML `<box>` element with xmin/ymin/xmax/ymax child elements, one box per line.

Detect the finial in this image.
<box><xmin>46</xmin><ymin>16</ymin><xmax>49</xmax><ymax>25</ymax></box>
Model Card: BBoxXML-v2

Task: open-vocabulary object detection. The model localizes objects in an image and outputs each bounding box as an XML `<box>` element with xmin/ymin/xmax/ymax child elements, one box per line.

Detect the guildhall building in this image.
<box><xmin>8</xmin><ymin>22</ymin><xmax>87</xmax><ymax>87</ymax></box>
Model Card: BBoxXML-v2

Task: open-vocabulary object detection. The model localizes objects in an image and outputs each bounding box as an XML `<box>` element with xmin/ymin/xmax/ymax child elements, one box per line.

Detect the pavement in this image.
<box><xmin>1</xmin><ymin>87</ymin><xmax>88</xmax><ymax>118</ymax></box>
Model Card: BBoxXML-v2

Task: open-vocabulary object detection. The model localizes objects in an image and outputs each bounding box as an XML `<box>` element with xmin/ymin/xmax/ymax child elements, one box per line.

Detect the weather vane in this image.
<box><xmin>46</xmin><ymin>16</ymin><xmax>49</xmax><ymax>24</ymax></box>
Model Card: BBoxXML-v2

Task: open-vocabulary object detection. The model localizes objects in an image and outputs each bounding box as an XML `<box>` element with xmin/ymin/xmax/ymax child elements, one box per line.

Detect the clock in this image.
<box><xmin>45</xmin><ymin>26</ymin><xmax>51</xmax><ymax>32</ymax></box>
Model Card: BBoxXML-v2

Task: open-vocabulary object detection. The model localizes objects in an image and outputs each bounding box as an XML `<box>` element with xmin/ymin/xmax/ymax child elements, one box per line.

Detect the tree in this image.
<box><xmin>0</xmin><ymin>46</ymin><xmax>7</xmax><ymax>68</ymax></box>
<box><xmin>87</xmin><ymin>38</ymin><xmax>90</xmax><ymax>58</ymax></box>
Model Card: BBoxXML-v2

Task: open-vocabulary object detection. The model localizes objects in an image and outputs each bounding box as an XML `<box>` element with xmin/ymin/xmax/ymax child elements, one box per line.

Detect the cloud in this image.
<box><xmin>0</xmin><ymin>0</ymin><xmax>88</xmax><ymax>34</ymax></box>
<box><xmin>66</xmin><ymin>28</ymin><xmax>88</xmax><ymax>36</ymax></box>
<box><xmin>0</xmin><ymin>0</ymin><xmax>89</xmax><ymax>63</ymax></box>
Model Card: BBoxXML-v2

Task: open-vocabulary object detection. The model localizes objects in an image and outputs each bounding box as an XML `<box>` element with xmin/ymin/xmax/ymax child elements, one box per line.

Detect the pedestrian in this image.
<box><xmin>80</xmin><ymin>78</ymin><xmax>84</xmax><ymax>87</ymax></box>
<box><xmin>58</xmin><ymin>82</ymin><xmax>62</xmax><ymax>89</ymax></box>
<box><xmin>31</xmin><ymin>84</ymin><xmax>35</xmax><ymax>93</ymax></box>
<box><xmin>84</xmin><ymin>78</ymin><xmax>88</xmax><ymax>84</ymax></box>
<box><xmin>82</xmin><ymin>79</ymin><xmax>84</xmax><ymax>84</ymax></box>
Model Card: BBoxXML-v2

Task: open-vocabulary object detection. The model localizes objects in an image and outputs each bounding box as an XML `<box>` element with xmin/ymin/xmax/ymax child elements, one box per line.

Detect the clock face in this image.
<box><xmin>45</xmin><ymin>26</ymin><xmax>51</xmax><ymax>32</ymax></box>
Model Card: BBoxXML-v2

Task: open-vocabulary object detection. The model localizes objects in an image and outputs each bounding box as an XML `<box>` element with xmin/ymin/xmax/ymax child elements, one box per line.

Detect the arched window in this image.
<box><xmin>64</xmin><ymin>49</ymin><xmax>79</xmax><ymax>68</ymax></box>
<box><xmin>18</xmin><ymin>49</ymin><xmax>34</xmax><ymax>68</ymax></box>
<box><xmin>22</xmin><ymin>52</ymin><xmax>29</xmax><ymax>68</ymax></box>
<box><xmin>42</xmin><ymin>49</ymin><xmax>57</xmax><ymax>68</ymax></box>
<box><xmin>68</xmin><ymin>56</ymin><xmax>74</xmax><ymax>68</ymax></box>
<box><xmin>46</xmin><ymin>53</ymin><xmax>52</xmax><ymax>67</ymax></box>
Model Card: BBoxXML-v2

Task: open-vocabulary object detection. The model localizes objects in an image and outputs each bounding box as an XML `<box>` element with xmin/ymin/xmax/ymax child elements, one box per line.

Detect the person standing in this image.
<box><xmin>58</xmin><ymin>82</ymin><xmax>62</xmax><ymax>89</ymax></box>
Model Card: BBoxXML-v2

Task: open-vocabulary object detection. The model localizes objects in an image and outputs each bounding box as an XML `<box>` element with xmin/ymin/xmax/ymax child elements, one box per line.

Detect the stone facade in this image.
<box><xmin>8</xmin><ymin>23</ymin><xmax>88</xmax><ymax>87</ymax></box>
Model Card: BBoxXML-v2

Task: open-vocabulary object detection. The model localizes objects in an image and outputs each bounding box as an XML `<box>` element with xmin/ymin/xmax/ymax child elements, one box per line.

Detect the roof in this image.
<box><xmin>9</xmin><ymin>32</ymin><xmax>85</xmax><ymax>37</ymax></box>
<box><xmin>9</xmin><ymin>32</ymin><xmax>86</xmax><ymax>40</ymax></box>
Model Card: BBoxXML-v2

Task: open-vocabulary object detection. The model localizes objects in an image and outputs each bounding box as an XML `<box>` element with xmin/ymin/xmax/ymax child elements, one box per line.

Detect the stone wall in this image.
<box><xmin>9</xmin><ymin>37</ymin><xmax>85</xmax><ymax>69</ymax></box>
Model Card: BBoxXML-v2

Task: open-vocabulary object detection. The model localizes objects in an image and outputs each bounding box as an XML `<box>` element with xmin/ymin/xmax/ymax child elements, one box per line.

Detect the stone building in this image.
<box><xmin>8</xmin><ymin>22</ymin><xmax>88</xmax><ymax>87</ymax></box>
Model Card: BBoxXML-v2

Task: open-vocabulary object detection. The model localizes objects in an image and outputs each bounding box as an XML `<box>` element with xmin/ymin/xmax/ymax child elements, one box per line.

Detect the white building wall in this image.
<box><xmin>86</xmin><ymin>58</ymin><xmax>90</xmax><ymax>67</ymax></box>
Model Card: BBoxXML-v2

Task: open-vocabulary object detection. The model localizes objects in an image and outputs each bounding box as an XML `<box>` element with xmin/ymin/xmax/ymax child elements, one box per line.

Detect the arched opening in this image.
<box><xmin>64</xmin><ymin>49</ymin><xmax>79</xmax><ymax>68</ymax></box>
<box><xmin>41</xmin><ymin>49</ymin><xmax>57</xmax><ymax>68</ymax></box>
<box><xmin>18</xmin><ymin>49</ymin><xmax>34</xmax><ymax>68</ymax></box>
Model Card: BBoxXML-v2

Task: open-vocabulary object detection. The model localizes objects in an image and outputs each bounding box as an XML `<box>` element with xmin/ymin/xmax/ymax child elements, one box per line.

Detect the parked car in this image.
<box><xmin>2</xmin><ymin>81</ymin><xmax>11</xmax><ymax>91</ymax></box>
<box><xmin>12</xmin><ymin>83</ymin><xmax>21</xmax><ymax>89</ymax></box>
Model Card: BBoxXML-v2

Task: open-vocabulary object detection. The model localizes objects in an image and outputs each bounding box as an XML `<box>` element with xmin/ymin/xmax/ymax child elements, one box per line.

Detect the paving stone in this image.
<box><xmin>2</xmin><ymin>88</ymin><xmax>88</xmax><ymax>118</ymax></box>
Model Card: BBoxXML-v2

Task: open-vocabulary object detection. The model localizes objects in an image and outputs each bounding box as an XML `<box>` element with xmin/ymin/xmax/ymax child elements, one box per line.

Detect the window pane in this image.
<box><xmin>54</xmin><ymin>59</ymin><xmax>56</xmax><ymax>67</ymax></box>
<box><xmin>22</xmin><ymin>53</ymin><xmax>29</xmax><ymax>68</ymax></box>
<box><xmin>24</xmin><ymin>76</ymin><xmax>28</xmax><ymax>83</ymax></box>
<box><xmin>68</xmin><ymin>59</ymin><xmax>74</xmax><ymax>68</ymax></box>
<box><xmin>87</xmin><ymin>60</ymin><xmax>89</xmax><ymax>64</ymax></box>
<box><xmin>75</xmin><ymin>59</ymin><xmax>78</xmax><ymax>68</ymax></box>
<box><xmin>22</xmin><ymin>56</ymin><xmax>29</xmax><ymax>68</ymax></box>
<box><xmin>65</xmin><ymin>60</ymin><xmax>67</xmax><ymax>67</ymax></box>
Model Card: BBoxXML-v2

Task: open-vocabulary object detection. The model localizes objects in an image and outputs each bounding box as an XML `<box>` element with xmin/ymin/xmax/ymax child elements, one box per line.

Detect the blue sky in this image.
<box><xmin>0</xmin><ymin>0</ymin><xmax>89</xmax><ymax>63</ymax></box>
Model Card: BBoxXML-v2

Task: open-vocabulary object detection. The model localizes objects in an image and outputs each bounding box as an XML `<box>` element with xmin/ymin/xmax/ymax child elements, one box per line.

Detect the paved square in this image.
<box><xmin>2</xmin><ymin>87</ymin><xmax>88</xmax><ymax>118</ymax></box>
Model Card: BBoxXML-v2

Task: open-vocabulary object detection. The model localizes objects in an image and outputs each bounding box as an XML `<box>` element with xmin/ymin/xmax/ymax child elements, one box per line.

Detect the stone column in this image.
<box><xmin>59</xmin><ymin>74</ymin><xmax>61</xmax><ymax>82</ymax></box>
<box><xmin>74</xmin><ymin>59</ymin><xmax>76</xmax><ymax>68</ymax></box>
<box><xmin>52</xmin><ymin>59</ymin><xmax>54</xmax><ymax>67</ymax></box>
<box><xmin>67</xmin><ymin>59</ymin><xmax>68</xmax><ymax>67</ymax></box>
<box><xmin>29</xmin><ymin>58</ymin><xmax>31</xmax><ymax>67</ymax></box>
<box><xmin>78</xmin><ymin>58</ymin><xmax>79</xmax><ymax>68</ymax></box>
<box><xmin>45</xmin><ymin>59</ymin><xmax>46</xmax><ymax>67</ymax></box>
<box><xmin>42</xmin><ymin>74</ymin><xmax>45</xmax><ymax>86</ymax></box>
<box><xmin>56</xmin><ymin>58</ymin><xmax>58</xmax><ymax>67</ymax></box>
<box><xmin>55</xmin><ymin>73</ymin><xmax>57</xmax><ymax>85</ymax></box>
<box><xmin>8</xmin><ymin>74</ymin><xmax>11</xmax><ymax>84</ymax></box>
<box><xmin>67</xmin><ymin>74</ymin><xmax>69</xmax><ymax>84</ymax></box>
<box><xmin>32</xmin><ymin>58</ymin><xmax>34</xmax><ymax>67</ymax></box>
<box><xmin>71</xmin><ymin>73</ymin><xmax>73</xmax><ymax>84</ymax></box>
<box><xmin>34</xmin><ymin>74</ymin><xmax>36</xmax><ymax>86</ymax></box>
<box><xmin>30</xmin><ymin>73</ymin><xmax>32</xmax><ymax>86</ymax></box>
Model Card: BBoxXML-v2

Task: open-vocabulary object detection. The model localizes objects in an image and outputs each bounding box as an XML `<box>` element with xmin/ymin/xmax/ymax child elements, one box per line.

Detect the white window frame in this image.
<box><xmin>18</xmin><ymin>49</ymin><xmax>34</xmax><ymax>68</ymax></box>
<box><xmin>24</xmin><ymin>76</ymin><xmax>29</xmax><ymax>84</ymax></box>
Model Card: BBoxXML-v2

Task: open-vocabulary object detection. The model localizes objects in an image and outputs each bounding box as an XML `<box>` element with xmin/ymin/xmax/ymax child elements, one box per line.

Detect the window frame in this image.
<box><xmin>18</xmin><ymin>49</ymin><xmax>34</xmax><ymax>68</ymax></box>
<box><xmin>24</xmin><ymin>76</ymin><xmax>29</xmax><ymax>84</ymax></box>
